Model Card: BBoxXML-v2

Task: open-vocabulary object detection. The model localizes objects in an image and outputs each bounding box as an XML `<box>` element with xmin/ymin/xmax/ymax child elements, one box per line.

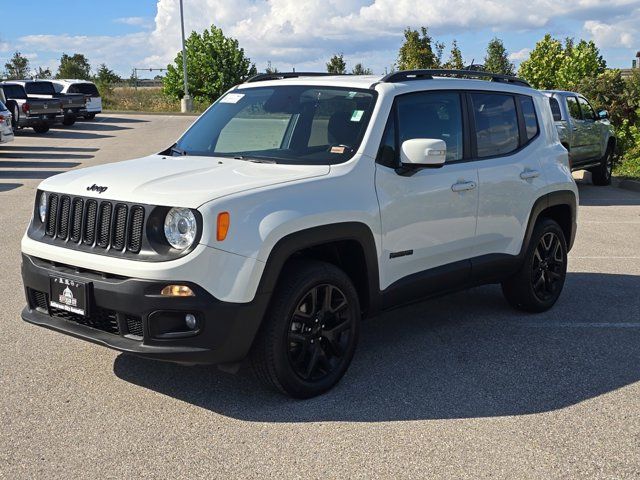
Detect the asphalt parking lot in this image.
<box><xmin>1</xmin><ymin>115</ymin><xmax>639</xmax><ymax>479</ymax></box>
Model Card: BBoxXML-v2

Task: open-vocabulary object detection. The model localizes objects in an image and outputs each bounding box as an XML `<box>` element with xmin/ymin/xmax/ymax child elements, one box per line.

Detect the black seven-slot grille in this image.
<box><xmin>45</xmin><ymin>194</ymin><xmax>145</xmax><ymax>253</ymax></box>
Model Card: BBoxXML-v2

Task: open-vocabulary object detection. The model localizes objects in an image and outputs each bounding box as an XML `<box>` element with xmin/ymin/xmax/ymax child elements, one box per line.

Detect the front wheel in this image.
<box><xmin>591</xmin><ymin>146</ymin><xmax>613</xmax><ymax>186</ymax></box>
<box><xmin>84</xmin><ymin>113</ymin><xmax>96</xmax><ymax>120</ymax></box>
<box><xmin>251</xmin><ymin>260</ymin><xmax>360</xmax><ymax>398</ymax></box>
<box><xmin>62</xmin><ymin>115</ymin><xmax>76</xmax><ymax>126</ymax></box>
<box><xmin>11</xmin><ymin>104</ymin><xmax>19</xmax><ymax>129</ymax></box>
<box><xmin>502</xmin><ymin>218</ymin><xmax>568</xmax><ymax>312</ymax></box>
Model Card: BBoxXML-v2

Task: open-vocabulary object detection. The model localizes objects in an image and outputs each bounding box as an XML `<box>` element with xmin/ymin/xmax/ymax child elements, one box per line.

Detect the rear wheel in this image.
<box><xmin>11</xmin><ymin>104</ymin><xmax>19</xmax><ymax>129</ymax></box>
<box><xmin>62</xmin><ymin>115</ymin><xmax>76</xmax><ymax>126</ymax></box>
<box><xmin>251</xmin><ymin>260</ymin><xmax>360</xmax><ymax>398</ymax></box>
<box><xmin>84</xmin><ymin>113</ymin><xmax>96</xmax><ymax>120</ymax></box>
<box><xmin>32</xmin><ymin>123</ymin><xmax>49</xmax><ymax>134</ymax></box>
<box><xmin>502</xmin><ymin>218</ymin><xmax>568</xmax><ymax>312</ymax></box>
<box><xmin>591</xmin><ymin>145</ymin><xmax>613</xmax><ymax>186</ymax></box>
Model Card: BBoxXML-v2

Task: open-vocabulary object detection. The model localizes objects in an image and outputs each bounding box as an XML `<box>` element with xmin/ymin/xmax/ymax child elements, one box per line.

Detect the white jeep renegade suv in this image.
<box><xmin>21</xmin><ymin>70</ymin><xmax>578</xmax><ymax>398</ymax></box>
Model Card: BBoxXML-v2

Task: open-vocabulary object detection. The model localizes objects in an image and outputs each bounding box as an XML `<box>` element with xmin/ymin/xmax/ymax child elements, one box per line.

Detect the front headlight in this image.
<box><xmin>39</xmin><ymin>192</ymin><xmax>47</xmax><ymax>223</ymax></box>
<box><xmin>164</xmin><ymin>207</ymin><xmax>197</xmax><ymax>250</ymax></box>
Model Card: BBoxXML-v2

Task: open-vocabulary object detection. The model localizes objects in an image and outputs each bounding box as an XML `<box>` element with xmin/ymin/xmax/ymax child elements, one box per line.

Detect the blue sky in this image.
<box><xmin>1</xmin><ymin>0</ymin><xmax>638</xmax><ymax>78</ymax></box>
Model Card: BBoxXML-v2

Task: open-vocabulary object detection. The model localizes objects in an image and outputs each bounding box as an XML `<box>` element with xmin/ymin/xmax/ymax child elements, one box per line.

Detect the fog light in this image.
<box><xmin>161</xmin><ymin>285</ymin><xmax>195</xmax><ymax>297</ymax></box>
<box><xmin>185</xmin><ymin>313</ymin><xmax>197</xmax><ymax>330</ymax></box>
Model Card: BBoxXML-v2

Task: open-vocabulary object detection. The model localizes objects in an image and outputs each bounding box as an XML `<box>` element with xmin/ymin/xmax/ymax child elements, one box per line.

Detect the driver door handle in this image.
<box><xmin>520</xmin><ymin>169</ymin><xmax>540</xmax><ymax>180</ymax></box>
<box><xmin>451</xmin><ymin>181</ymin><xmax>477</xmax><ymax>192</ymax></box>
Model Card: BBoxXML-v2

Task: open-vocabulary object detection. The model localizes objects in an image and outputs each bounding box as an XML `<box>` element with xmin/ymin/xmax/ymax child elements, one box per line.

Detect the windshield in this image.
<box><xmin>25</xmin><ymin>82</ymin><xmax>56</xmax><ymax>95</ymax></box>
<box><xmin>175</xmin><ymin>86</ymin><xmax>376</xmax><ymax>164</ymax></box>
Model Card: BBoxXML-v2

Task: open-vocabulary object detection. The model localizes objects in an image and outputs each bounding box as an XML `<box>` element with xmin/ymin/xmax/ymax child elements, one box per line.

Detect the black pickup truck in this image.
<box><xmin>14</xmin><ymin>80</ymin><xmax>86</xmax><ymax>126</ymax></box>
<box><xmin>0</xmin><ymin>82</ymin><xmax>61</xmax><ymax>134</ymax></box>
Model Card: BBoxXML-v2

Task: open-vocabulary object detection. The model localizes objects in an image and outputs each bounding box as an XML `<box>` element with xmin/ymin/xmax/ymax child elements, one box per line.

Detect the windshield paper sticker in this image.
<box><xmin>351</xmin><ymin>110</ymin><xmax>364</xmax><ymax>122</ymax></box>
<box><xmin>220</xmin><ymin>93</ymin><xmax>245</xmax><ymax>104</ymax></box>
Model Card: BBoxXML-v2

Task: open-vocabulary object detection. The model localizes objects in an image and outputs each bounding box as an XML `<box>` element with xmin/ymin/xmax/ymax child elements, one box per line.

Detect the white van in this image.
<box><xmin>51</xmin><ymin>80</ymin><xmax>102</xmax><ymax>120</ymax></box>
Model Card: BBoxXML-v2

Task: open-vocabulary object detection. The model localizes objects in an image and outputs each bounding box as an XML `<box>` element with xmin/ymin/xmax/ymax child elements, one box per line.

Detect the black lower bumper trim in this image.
<box><xmin>21</xmin><ymin>254</ymin><xmax>270</xmax><ymax>364</ymax></box>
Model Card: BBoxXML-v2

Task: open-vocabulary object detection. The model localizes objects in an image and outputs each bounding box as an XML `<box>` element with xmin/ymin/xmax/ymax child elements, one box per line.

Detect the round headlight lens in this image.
<box><xmin>39</xmin><ymin>192</ymin><xmax>47</xmax><ymax>223</ymax></box>
<box><xmin>164</xmin><ymin>207</ymin><xmax>197</xmax><ymax>250</ymax></box>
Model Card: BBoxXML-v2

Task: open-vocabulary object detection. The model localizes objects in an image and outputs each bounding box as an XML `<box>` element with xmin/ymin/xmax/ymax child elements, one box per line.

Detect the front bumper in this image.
<box><xmin>21</xmin><ymin>254</ymin><xmax>269</xmax><ymax>364</ymax></box>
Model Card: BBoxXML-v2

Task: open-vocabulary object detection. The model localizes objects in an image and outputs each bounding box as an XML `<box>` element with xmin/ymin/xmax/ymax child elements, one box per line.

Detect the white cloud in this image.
<box><xmin>4</xmin><ymin>0</ymin><xmax>639</xmax><ymax>76</ymax></box>
<box><xmin>584</xmin><ymin>14</ymin><xmax>638</xmax><ymax>48</ymax></box>
<box><xmin>114</xmin><ymin>16</ymin><xmax>152</xmax><ymax>27</ymax></box>
<box><xmin>509</xmin><ymin>48</ymin><xmax>531</xmax><ymax>62</ymax></box>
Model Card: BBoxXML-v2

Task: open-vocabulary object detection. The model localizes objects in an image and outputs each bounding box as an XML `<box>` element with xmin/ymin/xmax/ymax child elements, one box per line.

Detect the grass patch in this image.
<box><xmin>614</xmin><ymin>155</ymin><xmax>640</xmax><ymax>180</ymax></box>
<box><xmin>101</xmin><ymin>87</ymin><xmax>209</xmax><ymax>114</ymax></box>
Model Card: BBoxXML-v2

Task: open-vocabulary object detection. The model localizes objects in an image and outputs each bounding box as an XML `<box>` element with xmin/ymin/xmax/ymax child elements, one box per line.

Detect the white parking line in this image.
<box><xmin>525</xmin><ymin>322</ymin><xmax>640</xmax><ymax>328</ymax></box>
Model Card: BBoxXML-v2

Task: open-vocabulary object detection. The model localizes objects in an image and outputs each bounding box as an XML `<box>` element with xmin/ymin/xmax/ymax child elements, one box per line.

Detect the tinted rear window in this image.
<box><xmin>2</xmin><ymin>84</ymin><xmax>27</xmax><ymax>99</ymax></box>
<box><xmin>519</xmin><ymin>96</ymin><xmax>539</xmax><ymax>141</ymax></box>
<box><xmin>69</xmin><ymin>83</ymin><xmax>99</xmax><ymax>95</ymax></box>
<box><xmin>24</xmin><ymin>82</ymin><xmax>56</xmax><ymax>95</ymax></box>
<box><xmin>470</xmin><ymin>93</ymin><xmax>519</xmax><ymax>158</ymax></box>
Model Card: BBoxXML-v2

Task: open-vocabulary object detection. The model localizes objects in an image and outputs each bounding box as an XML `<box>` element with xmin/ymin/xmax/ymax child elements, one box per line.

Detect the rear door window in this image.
<box><xmin>470</xmin><ymin>93</ymin><xmax>519</xmax><ymax>158</ymax></box>
<box><xmin>549</xmin><ymin>97</ymin><xmax>562</xmax><ymax>121</ymax></box>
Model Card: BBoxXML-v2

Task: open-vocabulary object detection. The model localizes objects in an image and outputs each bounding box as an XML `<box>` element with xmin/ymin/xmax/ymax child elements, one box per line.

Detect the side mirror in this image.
<box><xmin>400</xmin><ymin>138</ymin><xmax>446</xmax><ymax>168</ymax></box>
<box><xmin>598</xmin><ymin>110</ymin><xmax>609</xmax><ymax>120</ymax></box>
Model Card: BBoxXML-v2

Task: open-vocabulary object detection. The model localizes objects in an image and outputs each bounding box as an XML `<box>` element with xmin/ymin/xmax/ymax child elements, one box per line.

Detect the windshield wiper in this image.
<box><xmin>171</xmin><ymin>145</ymin><xmax>188</xmax><ymax>156</ymax></box>
<box><xmin>233</xmin><ymin>155</ymin><xmax>276</xmax><ymax>164</ymax></box>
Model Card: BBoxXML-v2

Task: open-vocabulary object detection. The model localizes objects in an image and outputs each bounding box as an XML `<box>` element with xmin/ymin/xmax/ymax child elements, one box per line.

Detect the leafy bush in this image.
<box><xmin>102</xmin><ymin>87</ymin><xmax>209</xmax><ymax>113</ymax></box>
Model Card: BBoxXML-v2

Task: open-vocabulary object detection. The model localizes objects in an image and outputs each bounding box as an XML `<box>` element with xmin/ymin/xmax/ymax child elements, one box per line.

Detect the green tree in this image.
<box><xmin>397</xmin><ymin>27</ymin><xmax>443</xmax><ymax>70</ymax></box>
<box><xmin>34</xmin><ymin>66</ymin><xmax>52</xmax><ymax>79</ymax></box>
<box><xmin>326</xmin><ymin>53</ymin><xmax>347</xmax><ymax>74</ymax></box>
<box><xmin>518</xmin><ymin>34</ymin><xmax>565</xmax><ymax>89</ymax></box>
<box><xmin>351</xmin><ymin>63</ymin><xmax>373</xmax><ymax>75</ymax></box>
<box><xmin>57</xmin><ymin>53</ymin><xmax>92</xmax><ymax>79</ymax></box>
<box><xmin>577</xmin><ymin>70</ymin><xmax>632</xmax><ymax>128</ymax></box>
<box><xmin>4</xmin><ymin>51</ymin><xmax>30</xmax><ymax>79</ymax></box>
<box><xmin>484</xmin><ymin>37</ymin><xmax>515</xmax><ymax>75</ymax></box>
<box><xmin>557</xmin><ymin>39</ymin><xmax>606</xmax><ymax>90</ymax></box>
<box><xmin>163</xmin><ymin>25</ymin><xmax>256</xmax><ymax>102</ymax></box>
<box><xmin>95</xmin><ymin>63</ymin><xmax>121</xmax><ymax>84</ymax></box>
<box><xmin>443</xmin><ymin>40</ymin><xmax>464</xmax><ymax>70</ymax></box>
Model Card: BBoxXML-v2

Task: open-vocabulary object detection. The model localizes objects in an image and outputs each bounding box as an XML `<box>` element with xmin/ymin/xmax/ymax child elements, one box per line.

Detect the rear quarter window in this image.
<box><xmin>549</xmin><ymin>97</ymin><xmax>562</xmax><ymax>122</ymax></box>
<box><xmin>519</xmin><ymin>96</ymin><xmax>539</xmax><ymax>141</ymax></box>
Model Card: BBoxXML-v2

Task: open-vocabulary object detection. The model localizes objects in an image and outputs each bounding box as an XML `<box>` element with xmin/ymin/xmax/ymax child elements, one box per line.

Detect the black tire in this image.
<box><xmin>62</xmin><ymin>115</ymin><xmax>76</xmax><ymax>126</ymax></box>
<box><xmin>251</xmin><ymin>260</ymin><xmax>360</xmax><ymax>398</ymax></box>
<box><xmin>502</xmin><ymin>218</ymin><xmax>568</xmax><ymax>313</ymax></box>
<box><xmin>11</xmin><ymin>104</ymin><xmax>19</xmax><ymax>130</ymax></box>
<box><xmin>84</xmin><ymin>113</ymin><xmax>96</xmax><ymax>120</ymax></box>
<box><xmin>32</xmin><ymin>123</ymin><xmax>50</xmax><ymax>134</ymax></box>
<box><xmin>591</xmin><ymin>145</ymin><xmax>613</xmax><ymax>186</ymax></box>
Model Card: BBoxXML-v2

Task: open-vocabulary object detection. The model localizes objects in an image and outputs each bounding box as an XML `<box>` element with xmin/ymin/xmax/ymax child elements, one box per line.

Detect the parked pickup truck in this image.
<box><xmin>13</xmin><ymin>80</ymin><xmax>85</xmax><ymax>126</ymax></box>
<box><xmin>0</xmin><ymin>99</ymin><xmax>15</xmax><ymax>144</ymax></box>
<box><xmin>0</xmin><ymin>82</ymin><xmax>61</xmax><ymax>134</ymax></box>
<box><xmin>542</xmin><ymin>90</ymin><xmax>616</xmax><ymax>185</ymax></box>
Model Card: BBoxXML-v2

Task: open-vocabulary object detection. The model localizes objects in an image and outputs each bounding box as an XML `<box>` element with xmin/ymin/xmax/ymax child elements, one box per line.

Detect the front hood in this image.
<box><xmin>39</xmin><ymin>154</ymin><xmax>331</xmax><ymax>208</ymax></box>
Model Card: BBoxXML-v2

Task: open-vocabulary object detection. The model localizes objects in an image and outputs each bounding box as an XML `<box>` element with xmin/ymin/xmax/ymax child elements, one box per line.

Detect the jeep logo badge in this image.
<box><xmin>87</xmin><ymin>184</ymin><xmax>108</xmax><ymax>194</ymax></box>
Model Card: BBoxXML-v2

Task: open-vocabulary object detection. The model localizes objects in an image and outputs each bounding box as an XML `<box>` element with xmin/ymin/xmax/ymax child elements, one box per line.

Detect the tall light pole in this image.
<box><xmin>179</xmin><ymin>0</ymin><xmax>192</xmax><ymax>112</ymax></box>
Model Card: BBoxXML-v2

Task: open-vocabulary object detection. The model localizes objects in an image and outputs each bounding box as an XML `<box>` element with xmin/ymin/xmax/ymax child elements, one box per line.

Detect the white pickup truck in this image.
<box><xmin>542</xmin><ymin>91</ymin><xmax>616</xmax><ymax>185</ymax></box>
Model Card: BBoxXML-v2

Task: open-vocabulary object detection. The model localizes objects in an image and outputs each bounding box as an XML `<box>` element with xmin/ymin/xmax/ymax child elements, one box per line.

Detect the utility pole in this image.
<box><xmin>179</xmin><ymin>0</ymin><xmax>192</xmax><ymax>112</ymax></box>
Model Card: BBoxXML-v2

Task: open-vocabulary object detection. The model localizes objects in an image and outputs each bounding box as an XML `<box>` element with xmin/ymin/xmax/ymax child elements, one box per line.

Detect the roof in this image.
<box><xmin>51</xmin><ymin>79</ymin><xmax>96</xmax><ymax>85</ymax></box>
<box><xmin>236</xmin><ymin>73</ymin><xmax>536</xmax><ymax>95</ymax></box>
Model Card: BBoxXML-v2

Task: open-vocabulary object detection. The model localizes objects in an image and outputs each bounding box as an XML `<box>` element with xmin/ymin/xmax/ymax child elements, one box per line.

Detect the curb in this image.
<box><xmin>614</xmin><ymin>177</ymin><xmax>640</xmax><ymax>193</ymax></box>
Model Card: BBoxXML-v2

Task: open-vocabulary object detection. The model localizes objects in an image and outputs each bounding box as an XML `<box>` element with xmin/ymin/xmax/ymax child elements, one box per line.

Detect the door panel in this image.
<box><xmin>565</xmin><ymin>96</ymin><xmax>590</xmax><ymax>164</ymax></box>
<box><xmin>578</xmin><ymin>96</ymin><xmax>602</xmax><ymax>160</ymax></box>
<box><xmin>471</xmin><ymin>93</ymin><xmax>545</xmax><ymax>257</ymax></box>
<box><xmin>376</xmin><ymin>163</ymin><xmax>478</xmax><ymax>289</ymax></box>
<box><xmin>375</xmin><ymin>90</ymin><xmax>478</xmax><ymax>290</ymax></box>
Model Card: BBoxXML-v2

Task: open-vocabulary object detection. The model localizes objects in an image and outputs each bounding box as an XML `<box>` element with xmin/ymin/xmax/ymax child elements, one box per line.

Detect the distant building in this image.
<box><xmin>621</xmin><ymin>51</ymin><xmax>640</xmax><ymax>78</ymax></box>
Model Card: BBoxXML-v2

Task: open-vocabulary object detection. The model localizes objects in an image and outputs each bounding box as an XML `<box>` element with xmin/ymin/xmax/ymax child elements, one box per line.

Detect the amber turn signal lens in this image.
<box><xmin>160</xmin><ymin>285</ymin><xmax>195</xmax><ymax>297</ymax></box>
<box><xmin>217</xmin><ymin>212</ymin><xmax>230</xmax><ymax>241</ymax></box>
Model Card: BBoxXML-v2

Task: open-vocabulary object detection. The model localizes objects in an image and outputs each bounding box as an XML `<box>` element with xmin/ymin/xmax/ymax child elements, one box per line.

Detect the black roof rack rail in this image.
<box><xmin>380</xmin><ymin>69</ymin><xmax>531</xmax><ymax>87</ymax></box>
<box><xmin>246</xmin><ymin>72</ymin><xmax>349</xmax><ymax>83</ymax></box>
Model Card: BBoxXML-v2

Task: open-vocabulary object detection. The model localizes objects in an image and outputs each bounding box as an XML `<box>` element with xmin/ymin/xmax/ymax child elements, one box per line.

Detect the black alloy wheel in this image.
<box><xmin>287</xmin><ymin>284</ymin><xmax>353</xmax><ymax>382</ymax></box>
<box><xmin>531</xmin><ymin>232</ymin><xmax>565</xmax><ymax>302</ymax></box>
